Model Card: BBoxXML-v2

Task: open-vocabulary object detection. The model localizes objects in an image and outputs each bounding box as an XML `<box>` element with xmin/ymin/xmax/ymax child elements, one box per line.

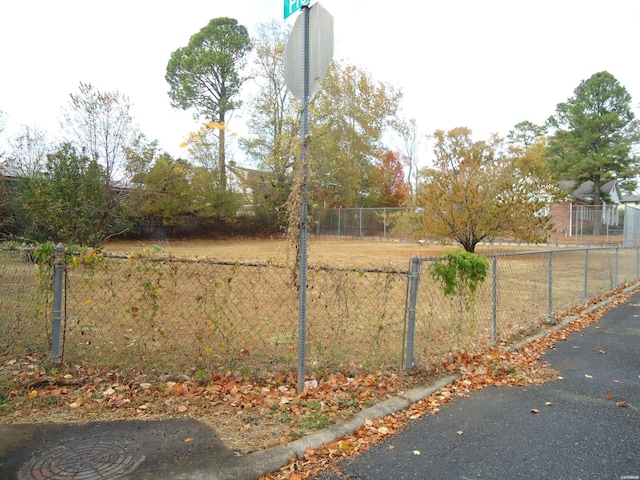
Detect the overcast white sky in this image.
<box><xmin>1</xmin><ymin>0</ymin><xmax>639</xmax><ymax>167</ymax></box>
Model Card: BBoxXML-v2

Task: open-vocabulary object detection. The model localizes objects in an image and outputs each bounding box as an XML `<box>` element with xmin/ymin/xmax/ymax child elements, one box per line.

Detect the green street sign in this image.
<box><xmin>284</xmin><ymin>0</ymin><xmax>309</xmax><ymax>19</ymax></box>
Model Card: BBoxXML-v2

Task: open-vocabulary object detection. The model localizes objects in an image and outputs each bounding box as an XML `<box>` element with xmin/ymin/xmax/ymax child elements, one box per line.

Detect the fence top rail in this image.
<box><xmin>417</xmin><ymin>245</ymin><xmax>636</xmax><ymax>262</ymax></box>
<box><xmin>70</xmin><ymin>251</ymin><xmax>411</xmax><ymax>275</ymax></box>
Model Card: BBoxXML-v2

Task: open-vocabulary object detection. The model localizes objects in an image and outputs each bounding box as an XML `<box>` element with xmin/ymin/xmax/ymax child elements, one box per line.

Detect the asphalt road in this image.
<box><xmin>314</xmin><ymin>291</ymin><xmax>640</xmax><ymax>480</ymax></box>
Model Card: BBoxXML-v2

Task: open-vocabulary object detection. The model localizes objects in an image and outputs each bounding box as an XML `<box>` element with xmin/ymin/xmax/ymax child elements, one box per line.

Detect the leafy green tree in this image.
<box><xmin>241</xmin><ymin>20</ymin><xmax>297</xmax><ymax>224</ymax></box>
<box><xmin>413</xmin><ymin>128</ymin><xmax>553</xmax><ymax>253</ymax></box>
<box><xmin>10</xmin><ymin>143</ymin><xmax>127</xmax><ymax>246</ymax></box>
<box><xmin>124</xmin><ymin>134</ymin><xmax>161</xmax><ymax>182</ymax></box>
<box><xmin>166</xmin><ymin>17</ymin><xmax>251</xmax><ymax>191</ymax></box>
<box><xmin>547</xmin><ymin>71</ymin><xmax>640</xmax><ymax>233</ymax></box>
<box><xmin>309</xmin><ymin>62</ymin><xmax>403</xmax><ymax>207</ymax></box>
<box><xmin>133</xmin><ymin>154</ymin><xmax>194</xmax><ymax>225</ymax></box>
<box><xmin>508</xmin><ymin>120</ymin><xmax>547</xmax><ymax>151</ymax></box>
<box><xmin>0</xmin><ymin>126</ymin><xmax>51</xmax><ymax>236</ymax></box>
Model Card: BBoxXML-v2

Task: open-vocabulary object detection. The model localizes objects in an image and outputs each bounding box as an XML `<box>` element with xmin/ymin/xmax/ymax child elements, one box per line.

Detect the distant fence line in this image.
<box><xmin>2</xmin><ymin>244</ymin><xmax>638</xmax><ymax>380</ymax></box>
<box><xmin>314</xmin><ymin>204</ymin><xmax>640</xmax><ymax>247</ymax></box>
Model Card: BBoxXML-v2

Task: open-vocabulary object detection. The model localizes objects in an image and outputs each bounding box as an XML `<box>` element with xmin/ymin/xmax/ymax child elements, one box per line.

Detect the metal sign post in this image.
<box><xmin>284</xmin><ymin>1</ymin><xmax>333</xmax><ymax>393</ymax></box>
<box><xmin>297</xmin><ymin>3</ymin><xmax>311</xmax><ymax>394</ymax></box>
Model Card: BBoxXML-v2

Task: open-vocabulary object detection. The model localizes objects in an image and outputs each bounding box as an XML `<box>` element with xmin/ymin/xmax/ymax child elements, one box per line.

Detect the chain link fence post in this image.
<box><xmin>51</xmin><ymin>242</ymin><xmax>65</xmax><ymax>366</ymax></box>
<box><xmin>584</xmin><ymin>247</ymin><xmax>590</xmax><ymax>302</ymax></box>
<box><xmin>491</xmin><ymin>254</ymin><xmax>497</xmax><ymax>344</ymax></box>
<box><xmin>614</xmin><ymin>247</ymin><xmax>619</xmax><ymax>287</ymax></box>
<box><xmin>548</xmin><ymin>250</ymin><xmax>554</xmax><ymax>320</ymax></box>
<box><xmin>404</xmin><ymin>254</ymin><xmax>421</xmax><ymax>373</ymax></box>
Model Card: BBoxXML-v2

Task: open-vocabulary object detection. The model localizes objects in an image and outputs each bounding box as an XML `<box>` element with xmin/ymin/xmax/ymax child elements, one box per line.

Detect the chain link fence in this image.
<box><xmin>407</xmin><ymin>246</ymin><xmax>640</xmax><ymax>369</ymax></box>
<box><xmin>1</xmin><ymin>245</ymin><xmax>638</xmax><ymax>379</ymax></box>
<box><xmin>314</xmin><ymin>204</ymin><xmax>640</xmax><ymax>247</ymax></box>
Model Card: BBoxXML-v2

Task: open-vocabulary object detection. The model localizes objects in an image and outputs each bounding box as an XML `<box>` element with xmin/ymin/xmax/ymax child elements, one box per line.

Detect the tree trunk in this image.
<box><xmin>592</xmin><ymin>177</ymin><xmax>602</xmax><ymax>236</ymax></box>
<box><xmin>218</xmin><ymin>114</ymin><xmax>226</xmax><ymax>192</ymax></box>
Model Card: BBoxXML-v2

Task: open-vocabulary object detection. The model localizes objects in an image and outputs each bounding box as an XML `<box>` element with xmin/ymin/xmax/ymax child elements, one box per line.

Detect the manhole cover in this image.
<box><xmin>18</xmin><ymin>439</ymin><xmax>145</xmax><ymax>480</ymax></box>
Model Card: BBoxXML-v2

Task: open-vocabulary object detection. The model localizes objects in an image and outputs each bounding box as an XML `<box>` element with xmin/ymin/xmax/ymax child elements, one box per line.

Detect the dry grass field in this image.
<box><xmin>102</xmin><ymin>236</ymin><xmax>548</xmax><ymax>267</ymax></box>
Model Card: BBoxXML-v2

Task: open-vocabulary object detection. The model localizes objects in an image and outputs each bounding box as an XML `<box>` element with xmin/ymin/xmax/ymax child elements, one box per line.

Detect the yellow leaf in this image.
<box><xmin>28</xmin><ymin>390</ymin><xmax>38</xmax><ymax>398</ymax></box>
<box><xmin>378</xmin><ymin>426</ymin><xmax>390</xmax><ymax>435</ymax></box>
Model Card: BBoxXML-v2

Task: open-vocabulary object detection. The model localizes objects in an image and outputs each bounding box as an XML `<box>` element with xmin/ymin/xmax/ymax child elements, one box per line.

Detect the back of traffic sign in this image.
<box><xmin>284</xmin><ymin>2</ymin><xmax>334</xmax><ymax>101</ymax></box>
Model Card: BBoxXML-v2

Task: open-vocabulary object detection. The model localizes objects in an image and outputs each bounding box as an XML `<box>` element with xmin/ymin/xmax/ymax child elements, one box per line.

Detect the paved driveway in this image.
<box><xmin>314</xmin><ymin>291</ymin><xmax>640</xmax><ymax>480</ymax></box>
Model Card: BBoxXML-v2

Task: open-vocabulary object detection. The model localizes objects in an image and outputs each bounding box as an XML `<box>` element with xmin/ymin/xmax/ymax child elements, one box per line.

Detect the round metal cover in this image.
<box><xmin>18</xmin><ymin>438</ymin><xmax>145</xmax><ymax>480</ymax></box>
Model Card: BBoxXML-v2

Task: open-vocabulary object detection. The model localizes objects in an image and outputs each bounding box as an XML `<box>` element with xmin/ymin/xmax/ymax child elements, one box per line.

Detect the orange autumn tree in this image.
<box><xmin>414</xmin><ymin>127</ymin><xmax>554</xmax><ymax>253</ymax></box>
<box><xmin>376</xmin><ymin>150</ymin><xmax>409</xmax><ymax>206</ymax></box>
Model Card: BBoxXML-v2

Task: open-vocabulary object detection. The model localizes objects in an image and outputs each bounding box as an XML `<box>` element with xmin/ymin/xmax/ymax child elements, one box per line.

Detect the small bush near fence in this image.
<box><xmin>1</xmin><ymin>243</ymin><xmax>638</xmax><ymax>381</ymax></box>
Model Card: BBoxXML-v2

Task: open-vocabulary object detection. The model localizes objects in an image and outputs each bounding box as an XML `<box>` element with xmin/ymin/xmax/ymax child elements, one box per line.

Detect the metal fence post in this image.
<box><xmin>614</xmin><ymin>247</ymin><xmax>619</xmax><ymax>287</ymax></box>
<box><xmin>51</xmin><ymin>242</ymin><xmax>65</xmax><ymax>366</ymax></box>
<box><xmin>491</xmin><ymin>254</ymin><xmax>497</xmax><ymax>344</ymax></box>
<box><xmin>548</xmin><ymin>251</ymin><xmax>553</xmax><ymax>318</ymax></box>
<box><xmin>584</xmin><ymin>247</ymin><xmax>589</xmax><ymax>302</ymax></box>
<box><xmin>383</xmin><ymin>208</ymin><xmax>387</xmax><ymax>240</ymax></box>
<box><xmin>405</xmin><ymin>254</ymin><xmax>420</xmax><ymax>373</ymax></box>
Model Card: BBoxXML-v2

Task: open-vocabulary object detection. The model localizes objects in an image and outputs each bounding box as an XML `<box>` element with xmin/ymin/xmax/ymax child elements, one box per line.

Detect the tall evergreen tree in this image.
<box><xmin>547</xmin><ymin>71</ymin><xmax>640</xmax><ymax>233</ymax></box>
<box><xmin>166</xmin><ymin>18</ymin><xmax>251</xmax><ymax>191</ymax></box>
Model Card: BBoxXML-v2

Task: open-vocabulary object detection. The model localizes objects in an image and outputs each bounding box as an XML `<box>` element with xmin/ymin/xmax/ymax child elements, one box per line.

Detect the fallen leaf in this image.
<box><xmin>545</xmin><ymin>402</ymin><xmax>552</xmax><ymax>406</ymax></box>
<box><xmin>177</xmin><ymin>405</ymin><xmax>188</xmax><ymax>413</ymax></box>
<box><xmin>378</xmin><ymin>426</ymin><xmax>390</xmax><ymax>435</ymax></box>
<box><xmin>616</xmin><ymin>402</ymin><xmax>627</xmax><ymax>408</ymax></box>
<box><xmin>184</xmin><ymin>437</ymin><xmax>193</xmax><ymax>443</ymax></box>
<box><xmin>599</xmin><ymin>350</ymin><xmax>606</xmax><ymax>354</ymax></box>
<box><xmin>531</xmin><ymin>409</ymin><xmax>540</xmax><ymax>414</ymax></box>
<box><xmin>584</xmin><ymin>374</ymin><xmax>593</xmax><ymax>379</ymax></box>
<box><xmin>28</xmin><ymin>390</ymin><xmax>38</xmax><ymax>398</ymax></box>
<box><xmin>606</xmin><ymin>393</ymin><xmax>613</xmax><ymax>400</ymax></box>
<box><xmin>7</xmin><ymin>359</ymin><xmax>17</xmax><ymax>365</ymax></box>
<box><xmin>413</xmin><ymin>450</ymin><xmax>421</xmax><ymax>455</ymax></box>
<box><xmin>456</xmin><ymin>430</ymin><xmax>464</xmax><ymax>435</ymax></box>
